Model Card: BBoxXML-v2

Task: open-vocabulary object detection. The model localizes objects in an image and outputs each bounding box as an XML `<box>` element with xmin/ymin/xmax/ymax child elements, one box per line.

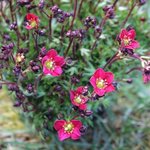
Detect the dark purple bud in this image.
<box><xmin>126</xmin><ymin>25</ymin><xmax>134</xmax><ymax>31</ymax></box>
<box><xmin>13</xmin><ymin>101</ymin><xmax>22</xmax><ymax>107</ymax></box>
<box><xmin>94</xmin><ymin>26</ymin><xmax>102</xmax><ymax>33</ymax></box>
<box><xmin>8</xmin><ymin>84</ymin><xmax>19</xmax><ymax>92</ymax></box>
<box><xmin>18</xmin><ymin>48</ymin><xmax>29</xmax><ymax>54</ymax></box>
<box><xmin>85</xmin><ymin>16</ymin><xmax>91</xmax><ymax>22</ymax></box>
<box><xmin>79</xmin><ymin>126</ymin><xmax>87</xmax><ymax>134</ymax></box>
<box><xmin>3</xmin><ymin>34</ymin><xmax>11</xmax><ymax>41</ymax></box>
<box><xmin>72</xmin><ymin>106</ymin><xmax>79</xmax><ymax>111</ymax></box>
<box><xmin>85</xmin><ymin>110</ymin><xmax>93</xmax><ymax>116</ymax></box>
<box><xmin>36</xmin><ymin>29</ymin><xmax>46</xmax><ymax>36</ymax></box>
<box><xmin>9</xmin><ymin>22</ymin><xmax>17</xmax><ymax>30</ymax></box>
<box><xmin>16</xmin><ymin>91</ymin><xmax>26</xmax><ymax>101</ymax></box>
<box><xmin>121</xmin><ymin>48</ymin><xmax>134</xmax><ymax>56</ymax></box>
<box><xmin>126</xmin><ymin>78</ymin><xmax>133</xmax><ymax>84</ymax></box>
<box><xmin>8</xmin><ymin>43</ymin><xmax>15</xmax><ymax>49</ymax></box>
<box><xmin>13</xmin><ymin>65</ymin><xmax>22</xmax><ymax>76</ymax></box>
<box><xmin>54</xmin><ymin>85</ymin><xmax>62</xmax><ymax>92</ymax></box>
<box><xmin>66</xmin><ymin>57</ymin><xmax>73</xmax><ymax>65</ymax></box>
<box><xmin>17</xmin><ymin>0</ymin><xmax>31</xmax><ymax>6</ymax></box>
<box><xmin>57</xmin><ymin>9</ymin><xmax>63</xmax><ymax>14</ymax></box>
<box><xmin>51</xmin><ymin>5</ymin><xmax>59</xmax><ymax>12</ymax></box>
<box><xmin>139</xmin><ymin>0</ymin><xmax>147</xmax><ymax>5</ymax></box>
<box><xmin>32</xmin><ymin>65</ymin><xmax>40</xmax><ymax>72</ymax></box>
<box><xmin>82</xmin><ymin>86</ymin><xmax>89</xmax><ymax>96</ymax></box>
<box><xmin>38</xmin><ymin>0</ymin><xmax>45</xmax><ymax>10</ymax></box>
<box><xmin>71</xmin><ymin>76</ymin><xmax>80</xmax><ymax>84</ymax></box>
<box><xmin>26</xmin><ymin>84</ymin><xmax>34</xmax><ymax>93</ymax></box>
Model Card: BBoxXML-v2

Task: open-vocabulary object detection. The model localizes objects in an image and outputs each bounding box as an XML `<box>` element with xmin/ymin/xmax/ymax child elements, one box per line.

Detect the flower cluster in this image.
<box><xmin>50</xmin><ymin>5</ymin><xmax>73</xmax><ymax>23</ymax></box>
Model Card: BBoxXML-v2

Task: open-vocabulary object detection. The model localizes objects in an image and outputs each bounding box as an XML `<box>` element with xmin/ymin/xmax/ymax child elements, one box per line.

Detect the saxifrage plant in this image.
<box><xmin>0</xmin><ymin>0</ymin><xmax>149</xmax><ymax>142</ymax></box>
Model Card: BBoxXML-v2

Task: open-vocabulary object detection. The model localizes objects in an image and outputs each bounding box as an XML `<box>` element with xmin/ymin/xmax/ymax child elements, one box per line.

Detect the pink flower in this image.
<box><xmin>54</xmin><ymin>120</ymin><xmax>82</xmax><ymax>141</ymax></box>
<box><xmin>119</xmin><ymin>29</ymin><xmax>140</xmax><ymax>50</ymax></box>
<box><xmin>42</xmin><ymin>49</ymin><xmax>65</xmax><ymax>76</ymax></box>
<box><xmin>25</xmin><ymin>13</ymin><xmax>39</xmax><ymax>30</ymax></box>
<box><xmin>70</xmin><ymin>86</ymin><xmax>88</xmax><ymax>110</ymax></box>
<box><xmin>90</xmin><ymin>68</ymin><xmax>115</xmax><ymax>96</ymax></box>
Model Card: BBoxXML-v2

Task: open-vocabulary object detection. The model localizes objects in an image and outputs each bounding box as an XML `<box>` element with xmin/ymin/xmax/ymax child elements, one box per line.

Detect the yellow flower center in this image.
<box><xmin>45</xmin><ymin>60</ymin><xmax>54</xmax><ymax>70</ymax></box>
<box><xmin>96</xmin><ymin>79</ymin><xmax>106</xmax><ymax>89</ymax></box>
<box><xmin>64</xmin><ymin>122</ymin><xmax>74</xmax><ymax>133</ymax></box>
<box><xmin>123</xmin><ymin>38</ymin><xmax>131</xmax><ymax>46</ymax></box>
<box><xmin>30</xmin><ymin>20</ymin><xmax>37</xmax><ymax>28</ymax></box>
<box><xmin>74</xmin><ymin>95</ymin><xmax>82</xmax><ymax>104</ymax></box>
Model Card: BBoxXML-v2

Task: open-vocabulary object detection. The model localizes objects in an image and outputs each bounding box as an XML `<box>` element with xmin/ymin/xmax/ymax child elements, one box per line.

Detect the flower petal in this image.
<box><xmin>76</xmin><ymin>86</ymin><xmax>84</xmax><ymax>94</ymax></box>
<box><xmin>128</xmin><ymin>29</ymin><xmax>136</xmax><ymax>39</ymax></box>
<box><xmin>94</xmin><ymin>68</ymin><xmax>106</xmax><ymax>79</ymax></box>
<box><xmin>70</xmin><ymin>90</ymin><xmax>76</xmax><ymax>101</ymax></box>
<box><xmin>47</xmin><ymin>49</ymin><xmax>58</xmax><ymax>58</ymax></box>
<box><xmin>54</xmin><ymin>56</ymin><xmax>65</xmax><ymax>66</ymax></box>
<box><xmin>42</xmin><ymin>56</ymin><xmax>49</xmax><ymax>65</ymax></box>
<box><xmin>43</xmin><ymin>66</ymin><xmax>51</xmax><ymax>75</ymax></box>
<box><xmin>58</xmin><ymin>129</ymin><xmax>70</xmax><ymax>141</ymax></box>
<box><xmin>71</xmin><ymin>120</ymin><xmax>82</xmax><ymax>128</ymax></box>
<box><xmin>51</xmin><ymin>66</ymin><xmax>63</xmax><ymax>76</ymax></box>
<box><xmin>105</xmin><ymin>72</ymin><xmax>114</xmax><ymax>84</ymax></box>
<box><xmin>127</xmin><ymin>40</ymin><xmax>140</xmax><ymax>49</ymax></box>
<box><xmin>94</xmin><ymin>88</ymin><xmax>105</xmax><ymax>96</ymax></box>
<box><xmin>90</xmin><ymin>76</ymin><xmax>96</xmax><ymax>88</ymax></box>
<box><xmin>54</xmin><ymin>120</ymin><xmax>66</xmax><ymax>131</ymax></box>
<box><xmin>79</xmin><ymin>104</ymin><xmax>87</xmax><ymax>110</ymax></box>
<box><xmin>105</xmin><ymin>84</ymin><xmax>115</xmax><ymax>93</ymax></box>
<box><xmin>119</xmin><ymin>29</ymin><xmax>128</xmax><ymax>39</ymax></box>
<box><xmin>71</xmin><ymin>128</ymin><xmax>81</xmax><ymax>140</ymax></box>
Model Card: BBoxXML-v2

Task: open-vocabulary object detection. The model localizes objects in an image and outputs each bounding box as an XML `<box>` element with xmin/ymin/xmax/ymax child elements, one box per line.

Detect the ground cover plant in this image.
<box><xmin>0</xmin><ymin>0</ymin><xmax>150</xmax><ymax>149</ymax></box>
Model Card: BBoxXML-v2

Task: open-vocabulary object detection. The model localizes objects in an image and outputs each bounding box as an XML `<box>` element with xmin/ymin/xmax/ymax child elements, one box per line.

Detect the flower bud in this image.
<box><xmin>139</xmin><ymin>0</ymin><xmax>147</xmax><ymax>5</ymax></box>
<box><xmin>79</xmin><ymin>126</ymin><xmax>87</xmax><ymax>134</ymax></box>
<box><xmin>85</xmin><ymin>110</ymin><xmax>93</xmax><ymax>117</ymax></box>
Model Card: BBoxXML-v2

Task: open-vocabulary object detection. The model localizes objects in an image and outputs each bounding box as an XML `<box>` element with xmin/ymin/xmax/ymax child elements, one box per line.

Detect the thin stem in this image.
<box><xmin>112</xmin><ymin>0</ymin><xmax>119</xmax><ymax>8</ymax></box>
<box><xmin>69</xmin><ymin>0</ymin><xmax>78</xmax><ymax>30</ymax></box>
<box><xmin>78</xmin><ymin>0</ymin><xmax>84</xmax><ymax>17</ymax></box>
<box><xmin>126</xmin><ymin>67</ymin><xmax>142</xmax><ymax>74</ymax></box>
<box><xmin>121</xmin><ymin>2</ymin><xmax>137</xmax><ymax>28</ymax></box>
<box><xmin>103</xmin><ymin>52</ymin><xmax>119</xmax><ymax>69</ymax></box>
<box><xmin>64</xmin><ymin>38</ymin><xmax>74</xmax><ymax>57</ymax></box>
<box><xmin>49</xmin><ymin>15</ymin><xmax>52</xmax><ymax>40</ymax></box>
<box><xmin>9</xmin><ymin>0</ymin><xmax>14</xmax><ymax>22</ymax></box>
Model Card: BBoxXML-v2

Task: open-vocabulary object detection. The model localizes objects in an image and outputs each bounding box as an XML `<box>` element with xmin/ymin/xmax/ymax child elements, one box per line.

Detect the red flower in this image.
<box><xmin>25</xmin><ymin>13</ymin><xmax>39</xmax><ymax>30</ymax></box>
<box><xmin>70</xmin><ymin>86</ymin><xmax>88</xmax><ymax>110</ymax></box>
<box><xmin>42</xmin><ymin>49</ymin><xmax>65</xmax><ymax>76</ymax></box>
<box><xmin>54</xmin><ymin>120</ymin><xmax>82</xmax><ymax>141</ymax></box>
<box><xmin>90</xmin><ymin>68</ymin><xmax>115</xmax><ymax>96</ymax></box>
<box><xmin>119</xmin><ymin>29</ymin><xmax>140</xmax><ymax>50</ymax></box>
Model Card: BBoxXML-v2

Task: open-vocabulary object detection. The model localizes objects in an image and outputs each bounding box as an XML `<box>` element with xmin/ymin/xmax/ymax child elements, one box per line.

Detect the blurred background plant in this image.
<box><xmin>0</xmin><ymin>0</ymin><xmax>150</xmax><ymax>149</ymax></box>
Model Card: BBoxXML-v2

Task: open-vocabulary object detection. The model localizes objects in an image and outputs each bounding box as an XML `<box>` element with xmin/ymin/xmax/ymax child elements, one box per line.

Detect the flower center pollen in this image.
<box><xmin>74</xmin><ymin>96</ymin><xmax>82</xmax><ymax>104</ymax></box>
<box><xmin>64</xmin><ymin>122</ymin><xmax>74</xmax><ymax>133</ymax></box>
<box><xmin>96</xmin><ymin>79</ymin><xmax>106</xmax><ymax>89</ymax></box>
<box><xmin>45</xmin><ymin>60</ymin><xmax>54</xmax><ymax>70</ymax></box>
<box><xmin>123</xmin><ymin>38</ymin><xmax>131</xmax><ymax>46</ymax></box>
